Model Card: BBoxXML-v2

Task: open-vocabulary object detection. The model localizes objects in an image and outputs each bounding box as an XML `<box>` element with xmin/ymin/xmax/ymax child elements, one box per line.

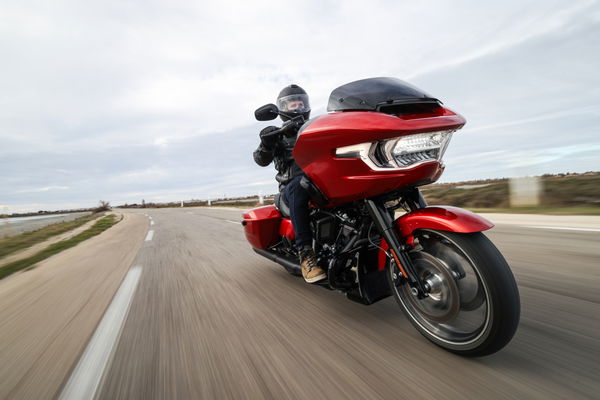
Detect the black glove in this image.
<box><xmin>259</xmin><ymin>126</ymin><xmax>280</xmax><ymax>149</ymax></box>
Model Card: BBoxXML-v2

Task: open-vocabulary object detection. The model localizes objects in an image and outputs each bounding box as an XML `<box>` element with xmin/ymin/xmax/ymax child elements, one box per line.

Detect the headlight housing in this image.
<box><xmin>336</xmin><ymin>130</ymin><xmax>454</xmax><ymax>170</ymax></box>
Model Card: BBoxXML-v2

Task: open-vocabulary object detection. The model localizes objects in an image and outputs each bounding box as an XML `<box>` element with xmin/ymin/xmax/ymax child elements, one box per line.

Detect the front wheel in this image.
<box><xmin>389</xmin><ymin>230</ymin><xmax>520</xmax><ymax>356</ymax></box>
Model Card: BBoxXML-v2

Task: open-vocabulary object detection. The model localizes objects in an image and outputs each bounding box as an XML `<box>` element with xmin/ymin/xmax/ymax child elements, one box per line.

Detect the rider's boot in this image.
<box><xmin>299</xmin><ymin>245</ymin><xmax>326</xmax><ymax>283</ymax></box>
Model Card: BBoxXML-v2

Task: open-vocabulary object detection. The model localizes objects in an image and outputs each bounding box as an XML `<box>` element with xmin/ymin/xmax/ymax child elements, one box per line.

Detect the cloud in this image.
<box><xmin>15</xmin><ymin>186</ymin><xmax>70</xmax><ymax>194</ymax></box>
<box><xmin>1</xmin><ymin>0</ymin><xmax>599</xmax><ymax>212</ymax></box>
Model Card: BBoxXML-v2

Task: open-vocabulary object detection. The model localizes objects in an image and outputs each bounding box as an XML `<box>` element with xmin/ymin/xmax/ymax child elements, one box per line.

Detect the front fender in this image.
<box><xmin>396</xmin><ymin>206</ymin><xmax>494</xmax><ymax>236</ymax></box>
<box><xmin>377</xmin><ymin>206</ymin><xmax>494</xmax><ymax>270</ymax></box>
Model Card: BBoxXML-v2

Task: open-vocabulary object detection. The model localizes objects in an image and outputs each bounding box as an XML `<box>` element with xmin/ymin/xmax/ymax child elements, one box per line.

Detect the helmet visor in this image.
<box><xmin>277</xmin><ymin>94</ymin><xmax>310</xmax><ymax>114</ymax></box>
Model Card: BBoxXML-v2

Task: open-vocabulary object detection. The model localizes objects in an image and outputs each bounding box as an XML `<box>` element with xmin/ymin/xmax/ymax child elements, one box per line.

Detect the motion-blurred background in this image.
<box><xmin>1</xmin><ymin>0</ymin><xmax>599</xmax><ymax>213</ymax></box>
<box><xmin>1</xmin><ymin>2</ymin><xmax>599</xmax><ymax>400</ymax></box>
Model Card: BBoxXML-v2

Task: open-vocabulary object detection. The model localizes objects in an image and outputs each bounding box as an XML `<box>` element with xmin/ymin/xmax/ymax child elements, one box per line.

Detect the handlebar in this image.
<box><xmin>277</xmin><ymin>115</ymin><xmax>305</xmax><ymax>136</ymax></box>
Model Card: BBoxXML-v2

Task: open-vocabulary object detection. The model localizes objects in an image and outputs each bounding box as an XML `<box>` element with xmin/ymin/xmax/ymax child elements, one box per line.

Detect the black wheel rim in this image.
<box><xmin>390</xmin><ymin>230</ymin><xmax>490</xmax><ymax>344</ymax></box>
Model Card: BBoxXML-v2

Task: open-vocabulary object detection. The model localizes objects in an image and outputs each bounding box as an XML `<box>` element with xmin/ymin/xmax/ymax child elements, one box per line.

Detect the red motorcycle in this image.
<box><xmin>242</xmin><ymin>77</ymin><xmax>520</xmax><ymax>356</ymax></box>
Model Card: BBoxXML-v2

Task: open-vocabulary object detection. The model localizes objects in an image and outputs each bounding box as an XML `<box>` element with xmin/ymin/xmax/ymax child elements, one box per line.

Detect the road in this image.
<box><xmin>1</xmin><ymin>207</ymin><xmax>599</xmax><ymax>399</ymax></box>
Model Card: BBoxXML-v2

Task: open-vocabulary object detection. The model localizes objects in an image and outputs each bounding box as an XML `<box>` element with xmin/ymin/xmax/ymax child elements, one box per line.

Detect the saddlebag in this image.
<box><xmin>242</xmin><ymin>205</ymin><xmax>282</xmax><ymax>250</ymax></box>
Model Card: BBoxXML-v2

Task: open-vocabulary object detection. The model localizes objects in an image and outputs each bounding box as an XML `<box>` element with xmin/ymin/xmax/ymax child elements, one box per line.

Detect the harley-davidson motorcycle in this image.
<box><xmin>242</xmin><ymin>77</ymin><xmax>520</xmax><ymax>356</ymax></box>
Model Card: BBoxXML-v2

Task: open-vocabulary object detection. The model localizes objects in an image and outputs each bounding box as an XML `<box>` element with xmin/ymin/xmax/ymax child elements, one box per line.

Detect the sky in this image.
<box><xmin>1</xmin><ymin>0</ymin><xmax>599</xmax><ymax>213</ymax></box>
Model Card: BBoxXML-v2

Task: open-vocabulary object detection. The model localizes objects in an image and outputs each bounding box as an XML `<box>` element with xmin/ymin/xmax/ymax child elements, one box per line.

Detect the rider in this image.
<box><xmin>253</xmin><ymin>84</ymin><xmax>327</xmax><ymax>283</ymax></box>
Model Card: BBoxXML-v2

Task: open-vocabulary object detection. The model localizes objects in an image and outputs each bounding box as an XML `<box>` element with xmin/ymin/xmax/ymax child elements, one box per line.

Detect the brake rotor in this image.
<box><xmin>399</xmin><ymin>252</ymin><xmax>461</xmax><ymax>323</ymax></box>
<box><xmin>419</xmin><ymin>237</ymin><xmax>485</xmax><ymax>312</ymax></box>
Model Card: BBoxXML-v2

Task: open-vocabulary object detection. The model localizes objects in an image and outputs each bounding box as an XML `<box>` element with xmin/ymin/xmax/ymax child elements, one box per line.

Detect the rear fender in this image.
<box><xmin>377</xmin><ymin>206</ymin><xmax>493</xmax><ymax>270</ymax></box>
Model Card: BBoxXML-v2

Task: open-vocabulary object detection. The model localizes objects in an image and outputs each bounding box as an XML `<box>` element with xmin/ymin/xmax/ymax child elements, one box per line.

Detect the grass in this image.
<box><xmin>0</xmin><ymin>213</ymin><xmax>101</xmax><ymax>259</ymax></box>
<box><xmin>422</xmin><ymin>174</ymin><xmax>600</xmax><ymax>214</ymax></box>
<box><xmin>423</xmin><ymin>182</ymin><xmax>510</xmax><ymax>208</ymax></box>
<box><xmin>0</xmin><ymin>214</ymin><xmax>121</xmax><ymax>280</ymax></box>
<box><xmin>542</xmin><ymin>175</ymin><xmax>600</xmax><ymax>207</ymax></box>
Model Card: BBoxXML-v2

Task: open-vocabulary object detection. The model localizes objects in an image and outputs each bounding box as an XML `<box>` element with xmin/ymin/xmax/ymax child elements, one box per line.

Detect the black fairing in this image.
<box><xmin>327</xmin><ymin>77</ymin><xmax>441</xmax><ymax>112</ymax></box>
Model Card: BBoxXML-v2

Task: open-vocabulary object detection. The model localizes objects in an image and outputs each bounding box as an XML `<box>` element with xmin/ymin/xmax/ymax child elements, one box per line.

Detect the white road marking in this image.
<box><xmin>150</xmin><ymin>220</ymin><xmax>155</xmax><ymax>226</ymax></box>
<box><xmin>145</xmin><ymin>230</ymin><xmax>154</xmax><ymax>241</ymax></box>
<box><xmin>58</xmin><ymin>265</ymin><xmax>143</xmax><ymax>400</ymax></box>
<box><xmin>523</xmin><ymin>225</ymin><xmax>600</xmax><ymax>233</ymax></box>
<box><xmin>225</xmin><ymin>220</ymin><xmax>240</xmax><ymax>225</ymax></box>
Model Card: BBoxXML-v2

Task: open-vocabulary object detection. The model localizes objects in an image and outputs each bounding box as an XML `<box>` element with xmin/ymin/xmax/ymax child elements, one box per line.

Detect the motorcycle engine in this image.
<box><xmin>313</xmin><ymin>213</ymin><xmax>338</xmax><ymax>243</ymax></box>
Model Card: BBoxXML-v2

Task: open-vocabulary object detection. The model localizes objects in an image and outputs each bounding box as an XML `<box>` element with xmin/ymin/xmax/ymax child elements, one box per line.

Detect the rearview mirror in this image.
<box><xmin>254</xmin><ymin>103</ymin><xmax>279</xmax><ymax>121</ymax></box>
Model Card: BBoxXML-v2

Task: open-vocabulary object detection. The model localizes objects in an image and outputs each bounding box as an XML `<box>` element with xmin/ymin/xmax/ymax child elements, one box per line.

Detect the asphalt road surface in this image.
<box><xmin>2</xmin><ymin>207</ymin><xmax>600</xmax><ymax>399</ymax></box>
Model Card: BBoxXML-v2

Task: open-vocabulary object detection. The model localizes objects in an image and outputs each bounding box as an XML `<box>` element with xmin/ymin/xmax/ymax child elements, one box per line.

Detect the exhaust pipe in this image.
<box><xmin>253</xmin><ymin>248</ymin><xmax>302</xmax><ymax>276</ymax></box>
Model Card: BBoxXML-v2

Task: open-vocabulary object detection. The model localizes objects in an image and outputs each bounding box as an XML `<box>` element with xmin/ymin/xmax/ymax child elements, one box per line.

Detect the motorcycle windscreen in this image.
<box><xmin>327</xmin><ymin>77</ymin><xmax>440</xmax><ymax>113</ymax></box>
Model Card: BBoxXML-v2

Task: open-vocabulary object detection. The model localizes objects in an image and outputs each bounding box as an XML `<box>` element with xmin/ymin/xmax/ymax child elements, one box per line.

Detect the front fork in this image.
<box><xmin>365</xmin><ymin>198</ymin><xmax>429</xmax><ymax>299</ymax></box>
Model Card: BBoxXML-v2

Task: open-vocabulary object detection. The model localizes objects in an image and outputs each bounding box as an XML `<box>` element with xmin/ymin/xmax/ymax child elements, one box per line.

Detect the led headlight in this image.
<box><xmin>336</xmin><ymin>130</ymin><xmax>454</xmax><ymax>170</ymax></box>
<box><xmin>389</xmin><ymin>130</ymin><xmax>453</xmax><ymax>167</ymax></box>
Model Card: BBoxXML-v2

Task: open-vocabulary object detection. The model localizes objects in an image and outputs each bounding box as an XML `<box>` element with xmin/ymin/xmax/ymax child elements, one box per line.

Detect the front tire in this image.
<box><xmin>389</xmin><ymin>230</ymin><xmax>520</xmax><ymax>356</ymax></box>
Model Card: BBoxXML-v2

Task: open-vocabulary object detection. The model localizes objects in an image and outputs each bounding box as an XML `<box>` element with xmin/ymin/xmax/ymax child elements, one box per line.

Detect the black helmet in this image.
<box><xmin>277</xmin><ymin>84</ymin><xmax>311</xmax><ymax>121</ymax></box>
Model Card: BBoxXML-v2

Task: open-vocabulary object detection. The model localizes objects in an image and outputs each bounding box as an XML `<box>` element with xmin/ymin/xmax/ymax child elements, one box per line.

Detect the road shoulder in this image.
<box><xmin>0</xmin><ymin>213</ymin><xmax>106</xmax><ymax>268</ymax></box>
<box><xmin>0</xmin><ymin>211</ymin><xmax>148</xmax><ymax>400</ymax></box>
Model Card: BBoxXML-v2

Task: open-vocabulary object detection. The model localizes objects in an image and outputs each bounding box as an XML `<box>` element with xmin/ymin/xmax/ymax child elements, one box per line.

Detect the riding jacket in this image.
<box><xmin>253</xmin><ymin>126</ymin><xmax>303</xmax><ymax>190</ymax></box>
